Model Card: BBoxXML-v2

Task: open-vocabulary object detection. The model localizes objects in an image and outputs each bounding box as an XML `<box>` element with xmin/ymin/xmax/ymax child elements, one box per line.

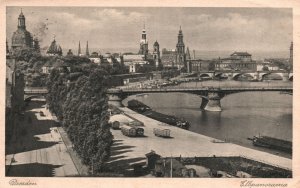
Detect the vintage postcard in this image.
<box><xmin>1</xmin><ymin>0</ymin><xmax>299</xmax><ymax>187</ymax></box>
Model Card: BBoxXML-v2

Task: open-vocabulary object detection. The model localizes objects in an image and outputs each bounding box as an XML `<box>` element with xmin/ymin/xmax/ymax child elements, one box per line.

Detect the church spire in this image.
<box><xmin>86</xmin><ymin>41</ymin><xmax>89</xmax><ymax>56</ymax></box>
<box><xmin>78</xmin><ymin>41</ymin><xmax>81</xmax><ymax>56</ymax></box>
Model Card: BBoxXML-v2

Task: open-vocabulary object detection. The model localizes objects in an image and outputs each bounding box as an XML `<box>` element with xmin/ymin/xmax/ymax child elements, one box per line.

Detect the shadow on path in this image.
<box><xmin>6</xmin><ymin>163</ymin><xmax>62</xmax><ymax>177</ymax></box>
<box><xmin>6</xmin><ymin>101</ymin><xmax>59</xmax><ymax>155</ymax></box>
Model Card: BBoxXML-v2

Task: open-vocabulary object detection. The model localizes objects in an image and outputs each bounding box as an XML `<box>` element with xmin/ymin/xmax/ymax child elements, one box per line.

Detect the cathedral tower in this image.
<box><xmin>153</xmin><ymin>40</ymin><xmax>160</xmax><ymax>68</ymax></box>
<box><xmin>138</xmin><ymin>24</ymin><xmax>149</xmax><ymax>57</ymax></box>
<box><xmin>176</xmin><ymin>26</ymin><xmax>186</xmax><ymax>69</ymax></box>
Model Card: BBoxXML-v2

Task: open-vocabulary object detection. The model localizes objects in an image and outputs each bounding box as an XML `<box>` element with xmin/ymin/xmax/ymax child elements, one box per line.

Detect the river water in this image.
<box><xmin>123</xmin><ymin>80</ymin><xmax>292</xmax><ymax>158</ymax></box>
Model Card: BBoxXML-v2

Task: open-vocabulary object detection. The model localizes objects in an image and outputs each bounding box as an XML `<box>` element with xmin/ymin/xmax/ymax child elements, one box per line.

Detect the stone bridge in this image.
<box><xmin>24</xmin><ymin>86</ymin><xmax>293</xmax><ymax>112</ymax></box>
<box><xmin>107</xmin><ymin>86</ymin><xmax>293</xmax><ymax>112</ymax></box>
<box><xmin>197</xmin><ymin>71</ymin><xmax>293</xmax><ymax>81</ymax></box>
<box><xmin>24</xmin><ymin>87</ymin><xmax>48</xmax><ymax>101</ymax></box>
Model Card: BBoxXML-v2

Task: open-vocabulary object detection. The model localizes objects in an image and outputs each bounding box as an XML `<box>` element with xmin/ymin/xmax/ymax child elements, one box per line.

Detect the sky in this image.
<box><xmin>6</xmin><ymin>7</ymin><xmax>292</xmax><ymax>55</ymax></box>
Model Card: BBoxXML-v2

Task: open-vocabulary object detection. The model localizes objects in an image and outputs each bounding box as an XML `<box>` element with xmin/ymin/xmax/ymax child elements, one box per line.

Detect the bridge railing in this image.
<box><xmin>24</xmin><ymin>89</ymin><xmax>48</xmax><ymax>94</ymax></box>
<box><xmin>117</xmin><ymin>86</ymin><xmax>293</xmax><ymax>93</ymax></box>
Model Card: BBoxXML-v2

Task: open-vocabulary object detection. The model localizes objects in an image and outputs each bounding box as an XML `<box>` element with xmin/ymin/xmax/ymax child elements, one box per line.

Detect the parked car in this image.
<box><xmin>111</xmin><ymin>121</ymin><xmax>121</xmax><ymax>130</ymax></box>
<box><xmin>153</xmin><ymin>128</ymin><xmax>171</xmax><ymax>138</ymax></box>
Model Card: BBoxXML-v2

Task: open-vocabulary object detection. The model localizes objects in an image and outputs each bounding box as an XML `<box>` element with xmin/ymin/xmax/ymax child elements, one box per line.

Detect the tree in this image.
<box><xmin>13</xmin><ymin>47</ymin><xmax>41</xmax><ymax>62</ymax></box>
<box><xmin>47</xmin><ymin>64</ymin><xmax>113</xmax><ymax>173</ymax></box>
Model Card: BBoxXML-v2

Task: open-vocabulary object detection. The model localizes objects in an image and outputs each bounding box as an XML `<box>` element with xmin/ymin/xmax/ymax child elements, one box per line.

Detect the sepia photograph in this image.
<box><xmin>1</xmin><ymin>0</ymin><xmax>300</xmax><ymax>187</ymax></box>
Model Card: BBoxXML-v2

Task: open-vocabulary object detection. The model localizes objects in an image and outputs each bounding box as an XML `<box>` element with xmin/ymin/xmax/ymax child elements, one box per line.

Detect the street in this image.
<box><xmin>5</xmin><ymin>99</ymin><xmax>78</xmax><ymax>177</ymax></box>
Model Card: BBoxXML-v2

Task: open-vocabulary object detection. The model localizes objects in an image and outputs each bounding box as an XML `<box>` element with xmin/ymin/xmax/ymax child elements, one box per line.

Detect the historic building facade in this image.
<box><xmin>215</xmin><ymin>52</ymin><xmax>256</xmax><ymax>71</ymax></box>
<box><xmin>11</xmin><ymin>10</ymin><xmax>34</xmax><ymax>51</ymax></box>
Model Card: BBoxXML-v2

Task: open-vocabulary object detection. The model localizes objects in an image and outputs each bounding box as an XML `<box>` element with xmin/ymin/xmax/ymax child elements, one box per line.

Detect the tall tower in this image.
<box><xmin>153</xmin><ymin>40</ymin><xmax>160</xmax><ymax>68</ymax></box>
<box><xmin>86</xmin><ymin>41</ymin><xmax>90</xmax><ymax>56</ymax></box>
<box><xmin>78</xmin><ymin>41</ymin><xmax>81</xmax><ymax>56</ymax></box>
<box><xmin>176</xmin><ymin>26</ymin><xmax>185</xmax><ymax>69</ymax></box>
<box><xmin>138</xmin><ymin>23</ymin><xmax>148</xmax><ymax>57</ymax></box>
<box><xmin>18</xmin><ymin>9</ymin><xmax>26</xmax><ymax>30</ymax></box>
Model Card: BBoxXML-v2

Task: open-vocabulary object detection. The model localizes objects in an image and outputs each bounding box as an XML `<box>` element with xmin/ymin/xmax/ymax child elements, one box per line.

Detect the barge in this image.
<box><xmin>127</xmin><ymin>99</ymin><xmax>190</xmax><ymax>130</ymax></box>
<box><xmin>252</xmin><ymin>135</ymin><xmax>292</xmax><ymax>153</ymax></box>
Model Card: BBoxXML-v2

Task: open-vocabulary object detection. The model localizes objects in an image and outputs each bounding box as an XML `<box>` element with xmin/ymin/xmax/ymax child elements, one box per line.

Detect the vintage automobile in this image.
<box><xmin>153</xmin><ymin>128</ymin><xmax>171</xmax><ymax>138</ymax></box>
<box><xmin>111</xmin><ymin>121</ymin><xmax>121</xmax><ymax>130</ymax></box>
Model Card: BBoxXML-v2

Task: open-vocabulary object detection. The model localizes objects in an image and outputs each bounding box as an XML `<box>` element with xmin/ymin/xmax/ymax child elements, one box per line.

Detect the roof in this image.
<box><xmin>145</xmin><ymin>150</ymin><xmax>161</xmax><ymax>157</ymax></box>
<box><xmin>47</xmin><ymin>39</ymin><xmax>62</xmax><ymax>55</ymax></box>
<box><xmin>154</xmin><ymin>40</ymin><xmax>159</xmax><ymax>46</ymax></box>
<box><xmin>231</xmin><ymin>52</ymin><xmax>252</xmax><ymax>56</ymax></box>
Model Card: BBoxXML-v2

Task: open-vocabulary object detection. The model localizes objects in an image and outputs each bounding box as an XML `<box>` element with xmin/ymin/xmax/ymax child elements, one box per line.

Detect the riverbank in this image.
<box><xmin>123</xmin><ymin>90</ymin><xmax>292</xmax><ymax>159</ymax></box>
<box><xmin>109</xmin><ymin>107</ymin><xmax>292</xmax><ymax>172</ymax></box>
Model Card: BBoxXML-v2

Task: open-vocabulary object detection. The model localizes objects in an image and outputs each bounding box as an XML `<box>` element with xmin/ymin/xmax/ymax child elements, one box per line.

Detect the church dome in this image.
<box><xmin>11</xmin><ymin>11</ymin><xmax>33</xmax><ymax>50</ymax></box>
<box><xmin>47</xmin><ymin>39</ymin><xmax>62</xmax><ymax>56</ymax></box>
<box><xmin>154</xmin><ymin>40</ymin><xmax>159</xmax><ymax>46</ymax></box>
<box><xmin>12</xmin><ymin>29</ymin><xmax>33</xmax><ymax>49</ymax></box>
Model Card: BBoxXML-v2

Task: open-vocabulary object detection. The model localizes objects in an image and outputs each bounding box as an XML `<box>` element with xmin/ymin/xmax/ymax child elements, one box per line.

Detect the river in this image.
<box><xmin>123</xmin><ymin>80</ymin><xmax>292</xmax><ymax>158</ymax></box>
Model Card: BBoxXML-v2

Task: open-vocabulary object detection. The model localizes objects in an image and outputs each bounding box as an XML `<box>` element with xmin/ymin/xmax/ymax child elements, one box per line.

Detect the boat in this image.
<box><xmin>136</xmin><ymin>94</ymin><xmax>149</xmax><ymax>97</ymax></box>
<box><xmin>143</xmin><ymin>110</ymin><xmax>190</xmax><ymax>129</ymax></box>
<box><xmin>252</xmin><ymin>135</ymin><xmax>292</xmax><ymax>153</ymax></box>
<box><xmin>211</xmin><ymin>139</ymin><xmax>227</xmax><ymax>143</ymax></box>
<box><xmin>127</xmin><ymin>99</ymin><xmax>190</xmax><ymax>130</ymax></box>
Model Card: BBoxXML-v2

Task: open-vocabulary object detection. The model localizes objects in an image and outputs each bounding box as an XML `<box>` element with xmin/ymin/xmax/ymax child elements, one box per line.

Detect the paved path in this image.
<box><xmin>5</xmin><ymin>100</ymin><xmax>78</xmax><ymax>177</ymax></box>
<box><xmin>109</xmin><ymin>107</ymin><xmax>292</xmax><ymax>171</ymax></box>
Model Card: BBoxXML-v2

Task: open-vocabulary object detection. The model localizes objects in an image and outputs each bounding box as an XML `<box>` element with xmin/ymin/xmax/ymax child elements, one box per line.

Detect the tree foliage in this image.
<box><xmin>47</xmin><ymin>64</ymin><xmax>113</xmax><ymax>173</ymax></box>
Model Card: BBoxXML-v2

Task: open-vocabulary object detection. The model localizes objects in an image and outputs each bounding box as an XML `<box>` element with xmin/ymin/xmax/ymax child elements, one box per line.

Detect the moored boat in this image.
<box><xmin>127</xmin><ymin>99</ymin><xmax>190</xmax><ymax>130</ymax></box>
<box><xmin>252</xmin><ymin>135</ymin><xmax>292</xmax><ymax>153</ymax></box>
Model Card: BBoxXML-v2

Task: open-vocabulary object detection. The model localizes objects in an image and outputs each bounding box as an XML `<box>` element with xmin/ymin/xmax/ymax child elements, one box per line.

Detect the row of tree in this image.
<box><xmin>46</xmin><ymin>63</ymin><xmax>113</xmax><ymax>173</ymax></box>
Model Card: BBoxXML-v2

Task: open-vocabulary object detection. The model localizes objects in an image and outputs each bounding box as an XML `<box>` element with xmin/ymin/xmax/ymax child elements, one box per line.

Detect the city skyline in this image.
<box><xmin>6</xmin><ymin>7</ymin><xmax>292</xmax><ymax>54</ymax></box>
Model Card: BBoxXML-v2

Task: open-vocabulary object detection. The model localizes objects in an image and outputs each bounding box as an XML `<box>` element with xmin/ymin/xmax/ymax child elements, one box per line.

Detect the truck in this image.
<box><xmin>111</xmin><ymin>121</ymin><xmax>120</xmax><ymax>130</ymax></box>
<box><xmin>127</xmin><ymin>123</ymin><xmax>144</xmax><ymax>137</ymax></box>
<box><xmin>121</xmin><ymin>125</ymin><xmax>137</xmax><ymax>137</ymax></box>
<box><xmin>128</xmin><ymin>120</ymin><xmax>144</xmax><ymax>127</ymax></box>
<box><xmin>153</xmin><ymin>128</ymin><xmax>171</xmax><ymax>138</ymax></box>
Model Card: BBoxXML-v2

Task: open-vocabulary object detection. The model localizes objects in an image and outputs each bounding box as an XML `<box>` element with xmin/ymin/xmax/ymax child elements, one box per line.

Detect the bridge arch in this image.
<box><xmin>261</xmin><ymin>73</ymin><xmax>284</xmax><ymax>81</ymax></box>
<box><xmin>232</xmin><ymin>73</ymin><xmax>254</xmax><ymax>81</ymax></box>
<box><xmin>199</xmin><ymin>73</ymin><xmax>213</xmax><ymax>79</ymax></box>
<box><xmin>214</xmin><ymin>73</ymin><xmax>229</xmax><ymax>80</ymax></box>
<box><xmin>24</xmin><ymin>95</ymin><xmax>46</xmax><ymax>102</ymax></box>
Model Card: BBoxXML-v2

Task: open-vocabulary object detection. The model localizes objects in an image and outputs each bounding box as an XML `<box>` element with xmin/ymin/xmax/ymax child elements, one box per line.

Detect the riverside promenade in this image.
<box><xmin>5</xmin><ymin>100</ymin><xmax>78</xmax><ymax>177</ymax></box>
<box><xmin>109</xmin><ymin>107</ymin><xmax>292</xmax><ymax>171</ymax></box>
